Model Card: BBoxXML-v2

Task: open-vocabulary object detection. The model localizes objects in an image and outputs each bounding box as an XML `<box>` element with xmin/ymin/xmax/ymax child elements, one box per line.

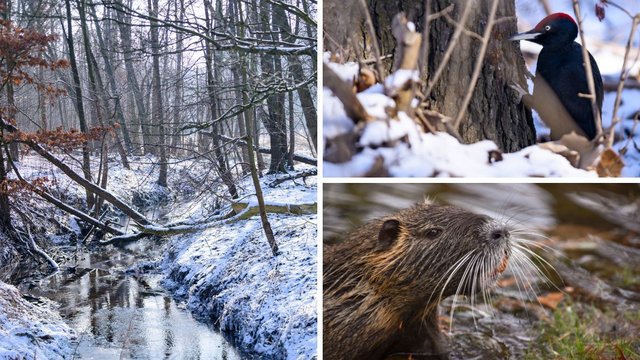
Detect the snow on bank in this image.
<box><xmin>161</xmin><ymin>177</ymin><xmax>317</xmax><ymax>360</ymax></box>
<box><xmin>162</xmin><ymin>215</ymin><xmax>316</xmax><ymax>359</ymax></box>
<box><xmin>11</xmin><ymin>153</ymin><xmax>317</xmax><ymax>358</ymax></box>
<box><xmin>0</xmin><ymin>281</ymin><xmax>75</xmax><ymax>359</ymax></box>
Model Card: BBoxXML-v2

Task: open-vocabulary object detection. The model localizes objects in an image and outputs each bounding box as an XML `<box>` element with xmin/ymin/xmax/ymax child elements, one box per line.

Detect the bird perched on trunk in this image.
<box><xmin>510</xmin><ymin>13</ymin><xmax>603</xmax><ymax>141</ymax></box>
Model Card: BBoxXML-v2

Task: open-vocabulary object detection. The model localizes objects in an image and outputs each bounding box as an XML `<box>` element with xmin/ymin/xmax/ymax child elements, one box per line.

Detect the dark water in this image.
<box><xmin>24</xmin><ymin>238</ymin><xmax>241</xmax><ymax>360</ymax></box>
<box><xmin>324</xmin><ymin>183</ymin><xmax>640</xmax><ymax>359</ymax></box>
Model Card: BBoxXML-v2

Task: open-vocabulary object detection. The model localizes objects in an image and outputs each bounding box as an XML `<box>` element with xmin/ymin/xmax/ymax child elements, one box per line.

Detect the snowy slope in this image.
<box><xmin>0</xmin><ymin>281</ymin><xmax>75</xmax><ymax>359</ymax></box>
<box><xmin>162</xmin><ymin>178</ymin><xmax>317</xmax><ymax>359</ymax></box>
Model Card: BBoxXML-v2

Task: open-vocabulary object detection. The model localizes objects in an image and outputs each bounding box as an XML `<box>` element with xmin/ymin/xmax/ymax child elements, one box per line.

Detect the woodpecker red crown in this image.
<box><xmin>534</xmin><ymin>12</ymin><xmax>576</xmax><ymax>31</ymax></box>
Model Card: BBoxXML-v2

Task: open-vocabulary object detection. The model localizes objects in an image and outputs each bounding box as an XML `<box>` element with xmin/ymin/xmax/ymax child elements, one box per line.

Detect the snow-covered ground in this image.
<box><xmin>323</xmin><ymin>1</ymin><xmax>640</xmax><ymax>177</ymax></box>
<box><xmin>324</xmin><ymin>56</ymin><xmax>597</xmax><ymax>177</ymax></box>
<box><xmin>1</xmin><ymin>154</ymin><xmax>317</xmax><ymax>359</ymax></box>
<box><xmin>162</xmin><ymin>170</ymin><xmax>318</xmax><ymax>360</ymax></box>
<box><xmin>0</xmin><ymin>281</ymin><xmax>75</xmax><ymax>359</ymax></box>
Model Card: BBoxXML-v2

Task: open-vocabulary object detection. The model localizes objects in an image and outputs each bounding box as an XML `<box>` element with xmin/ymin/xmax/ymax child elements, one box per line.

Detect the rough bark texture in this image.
<box><xmin>323</xmin><ymin>0</ymin><xmax>535</xmax><ymax>152</ymax></box>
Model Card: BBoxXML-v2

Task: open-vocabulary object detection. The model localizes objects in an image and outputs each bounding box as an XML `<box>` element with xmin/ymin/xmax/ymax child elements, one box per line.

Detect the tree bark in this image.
<box><xmin>272</xmin><ymin>3</ymin><xmax>317</xmax><ymax>151</ymax></box>
<box><xmin>170</xmin><ymin>0</ymin><xmax>185</xmax><ymax>155</ymax></box>
<box><xmin>258</xmin><ymin>0</ymin><xmax>288</xmax><ymax>174</ymax></box>
<box><xmin>203</xmin><ymin>0</ymin><xmax>238</xmax><ymax>198</ymax></box>
<box><xmin>88</xmin><ymin>4</ymin><xmax>134</xmax><ymax>159</ymax></box>
<box><xmin>64</xmin><ymin>0</ymin><xmax>94</xmax><ymax>210</ymax></box>
<box><xmin>115</xmin><ymin>0</ymin><xmax>148</xmax><ymax>154</ymax></box>
<box><xmin>148</xmin><ymin>0</ymin><xmax>168</xmax><ymax>187</ymax></box>
<box><xmin>324</xmin><ymin>0</ymin><xmax>535</xmax><ymax>152</ymax></box>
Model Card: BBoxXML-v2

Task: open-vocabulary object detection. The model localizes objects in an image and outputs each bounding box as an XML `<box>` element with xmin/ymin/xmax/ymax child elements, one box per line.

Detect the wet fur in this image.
<box><xmin>323</xmin><ymin>202</ymin><xmax>511</xmax><ymax>360</ymax></box>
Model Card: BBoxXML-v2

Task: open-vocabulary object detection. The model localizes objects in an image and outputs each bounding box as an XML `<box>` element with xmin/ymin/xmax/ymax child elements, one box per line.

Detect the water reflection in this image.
<box><xmin>28</xmin><ymin>239</ymin><xmax>241</xmax><ymax>360</ymax></box>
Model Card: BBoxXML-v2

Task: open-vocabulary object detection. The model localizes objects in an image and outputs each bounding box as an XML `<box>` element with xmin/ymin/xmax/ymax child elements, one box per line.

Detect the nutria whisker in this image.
<box><xmin>513</xmin><ymin>243</ymin><xmax>559</xmax><ymax>281</ymax></box>
<box><xmin>449</xmin><ymin>252</ymin><xmax>480</xmax><ymax>332</ymax></box>
<box><xmin>323</xmin><ymin>202</ymin><xmax>526</xmax><ymax>360</ymax></box>
<box><xmin>421</xmin><ymin>249</ymin><xmax>476</xmax><ymax>326</ymax></box>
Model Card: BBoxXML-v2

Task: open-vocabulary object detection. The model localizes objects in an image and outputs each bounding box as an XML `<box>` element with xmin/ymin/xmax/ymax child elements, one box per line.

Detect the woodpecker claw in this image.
<box><xmin>510</xmin><ymin>83</ymin><xmax>528</xmax><ymax>102</ymax></box>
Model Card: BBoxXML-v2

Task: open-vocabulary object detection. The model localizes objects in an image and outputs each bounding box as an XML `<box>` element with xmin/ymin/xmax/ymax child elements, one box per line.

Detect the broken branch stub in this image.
<box><xmin>386</xmin><ymin>12</ymin><xmax>421</xmax><ymax>116</ymax></box>
<box><xmin>323</xmin><ymin>63</ymin><xmax>371</xmax><ymax>124</ymax></box>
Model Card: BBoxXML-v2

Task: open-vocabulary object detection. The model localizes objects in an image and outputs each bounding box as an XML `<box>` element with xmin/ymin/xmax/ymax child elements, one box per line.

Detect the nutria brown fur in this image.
<box><xmin>323</xmin><ymin>201</ymin><xmax>511</xmax><ymax>360</ymax></box>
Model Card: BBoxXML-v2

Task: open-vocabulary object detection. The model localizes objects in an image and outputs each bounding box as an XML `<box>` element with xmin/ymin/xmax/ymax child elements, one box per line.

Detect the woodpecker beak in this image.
<box><xmin>509</xmin><ymin>30</ymin><xmax>542</xmax><ymax>41</ymax></box>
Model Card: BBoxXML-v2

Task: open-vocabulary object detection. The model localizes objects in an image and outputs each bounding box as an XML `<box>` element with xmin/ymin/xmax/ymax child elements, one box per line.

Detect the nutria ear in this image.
<box><xmin>377</xmin><ymin>219</ymin><xmax>401</xmax><ymax>251</ymax></box>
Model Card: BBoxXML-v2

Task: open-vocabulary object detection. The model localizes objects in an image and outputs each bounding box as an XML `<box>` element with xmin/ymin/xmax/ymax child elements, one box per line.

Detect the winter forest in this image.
<box><xmin>1</xmin><ymin>0</ymin><xmax>317</xmax><ymax>357</ymax></box>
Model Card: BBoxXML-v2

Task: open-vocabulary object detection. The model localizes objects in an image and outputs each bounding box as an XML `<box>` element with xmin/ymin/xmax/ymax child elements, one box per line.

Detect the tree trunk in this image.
<box><xmin>324</xmin><ymin>0</ymin><xmax>535</xmax><ymax>152</ymax></box>
<box><xmin>115</xmin><ymin>0</ymin><xmax>148</xmax><ymax>155</ymax></box>
<box><xmin>0</xmin><ymin>142</ymin><xmax>12</xmax><ymax>232</ymax></box>
<box><xmin>64</xmin><ymin>0</ymin><xmax>94</xmax><ymax>210</ymax></box>
<box><xmin>148</xmin><ymin>0</ymin><xmax>168</xmax><ymax>187</ymax></box>
<box><xmin>170</xmin><ymin>0</ymin><xmax>185</xmax><ymax>155</ymax></box>
<box><xmin>425</xmin><ymin>0</ymin><xmax>535</xmax><ymax>151</ymax></box>
<box><xmin>230</xmin><ymin>0</ymin><xmax>250</xmax><ymax>175</ymax></box>
<box><xmin>272</xmin><ymin>3</ymin><xmax>317</xmax><ymax>151</ymax></box>
<box><xmin>88</xmin><ymin>4</ymin><xmax>133</xmax><ymax>158</ymax></box>
<box><xmin>242</xmin><ymin>92</ymin><xmax>278</xmax><ymax>255</ymax></box>
<box><xmin>203</xmin><ymin>0</ymin><xmax>238</xmax><ymax>198</ymax></box>
<box><xmin>258</xmin><ymin>0</ymin><xmax>288</xmax><ymax>174</ymax></box>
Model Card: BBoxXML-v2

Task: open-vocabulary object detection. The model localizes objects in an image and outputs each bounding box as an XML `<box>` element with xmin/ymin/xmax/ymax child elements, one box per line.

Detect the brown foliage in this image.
<box><xmin>0</xmin><ymin>15</ymin><xmax>68</xmax><ymax>126</ymax></box>
<box><xmin>0</xmin><ymin>177</ymin><xmax>53</xmax><ymax>195</ymax></box>
<box><xmin>2</xmin><ymin>126</ymin><xmax>116</xmax><ymax>153</ymax></box>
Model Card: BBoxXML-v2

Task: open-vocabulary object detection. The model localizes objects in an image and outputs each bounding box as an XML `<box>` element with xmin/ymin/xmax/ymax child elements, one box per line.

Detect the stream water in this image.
<box><xmin>324</xmin><ymin>183</ymin><xmax>640</xmax><ymax>359</ymax></box>
<box><xmin>21</xmin><ymin>233</ymin><xmax>241</xmax><ymax>359</ymax></box>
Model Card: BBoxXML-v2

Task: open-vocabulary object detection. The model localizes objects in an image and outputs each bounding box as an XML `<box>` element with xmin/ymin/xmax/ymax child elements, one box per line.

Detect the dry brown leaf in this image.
<box><xmin>596</xmin><ymin>148</ymin><xmax>624</xmax><ymax>177</ymax></box>
<box><xmin>538</xmin><ymin>142</ymin><xmax>581</xmax><ymax>168</ymax></box>
<box><xmin>356</xmin><ymin>68</ymin><xmax>377</xmax><ymax>93</ymax></box>
<box><xmin>537</xmin><ymin>292</ymin><xmax>565</xmax><ymax>310</ymax></box>
<box><xmin>538</xmin><ymin>132</ymin><xmax>603</xmax><ymax>170</ymax></box>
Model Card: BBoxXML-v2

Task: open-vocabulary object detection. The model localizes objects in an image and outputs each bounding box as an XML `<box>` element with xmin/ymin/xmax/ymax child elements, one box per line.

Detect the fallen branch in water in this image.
<box><xmin>100</xmin><ymin>201</ymin><xmax>316</xmax><ymax>244</ymax></box>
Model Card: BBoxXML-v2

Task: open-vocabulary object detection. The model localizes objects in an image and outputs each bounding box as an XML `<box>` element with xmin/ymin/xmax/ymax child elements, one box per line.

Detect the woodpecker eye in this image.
<box><xmin>425</xmin><ymin>228</ymin><xmax>443</xmax><ymax>239</ymax></box>
<box><xmin>545</xmin><ymin>25</ymin><xmax>551</xmax><ymax>31</ymax></box>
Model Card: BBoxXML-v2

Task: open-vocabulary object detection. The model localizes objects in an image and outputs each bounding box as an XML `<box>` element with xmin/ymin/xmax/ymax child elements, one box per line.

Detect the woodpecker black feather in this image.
<box><xmin>511</xmin><ymin>13</ymin><xmax>603</xmax><ymax>140</ymax></box>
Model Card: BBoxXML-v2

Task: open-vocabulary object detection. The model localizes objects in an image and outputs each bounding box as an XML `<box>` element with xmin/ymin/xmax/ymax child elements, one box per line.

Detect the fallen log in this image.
<box><xmin>231</xmin><ymin>201</ymin><xmax>317</xmax><ymax>220</ymax></box>
<box><xmin>100</xmin><ymin>201</ymin><xmax>317</xmax><ymax>244</ymax></box>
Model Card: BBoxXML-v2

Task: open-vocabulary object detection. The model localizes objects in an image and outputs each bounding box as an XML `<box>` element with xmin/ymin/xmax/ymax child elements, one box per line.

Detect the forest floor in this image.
<box><xmin>0</xmin><ymin>152</ymin><xmax>317</xmax><ymax>359</ymax></box>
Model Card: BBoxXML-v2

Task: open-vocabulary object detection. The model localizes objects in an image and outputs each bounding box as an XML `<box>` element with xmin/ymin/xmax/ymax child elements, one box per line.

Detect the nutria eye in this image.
<box><xmin>425</xmin><ymin>228</ymin><xmax>443</xmax><ymax>239</ymax></box>
<box><xmin>545</xmin><ymin>25</ymin><xmax>551</xmax><ymax>31</ymax></box>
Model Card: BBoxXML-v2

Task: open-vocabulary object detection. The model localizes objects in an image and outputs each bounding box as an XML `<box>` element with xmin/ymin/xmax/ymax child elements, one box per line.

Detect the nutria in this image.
<box><xmin>323</xmin><ymin>201</ymin><xmax>511</xmax><ymax>360</ymax></box>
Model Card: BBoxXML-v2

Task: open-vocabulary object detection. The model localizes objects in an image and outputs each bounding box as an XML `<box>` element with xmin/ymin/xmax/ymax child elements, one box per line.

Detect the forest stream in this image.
<box><xmin>15</xmin><ymin>210</ymin><xmax>242</xmax><ymax>360</ymax></box>
<box><xmin>325</xmin><ymin>183</ymin><xmax>640</xmax><ymax>359</ymax></box>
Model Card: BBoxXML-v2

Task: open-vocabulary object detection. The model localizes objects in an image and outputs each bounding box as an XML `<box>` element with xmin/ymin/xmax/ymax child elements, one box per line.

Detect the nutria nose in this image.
<box><xmin>490</xmin><ymin>228</ymin><xmax>509</xmax><ymax>241</ymax></box>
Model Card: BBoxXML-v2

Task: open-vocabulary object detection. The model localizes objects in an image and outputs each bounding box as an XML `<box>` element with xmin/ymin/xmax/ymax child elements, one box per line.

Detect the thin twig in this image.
<box><xmin>453</xmin><ymin>0</ymin><xmax>500</xmax><ymax>129</ymax></box>
<box><xmin>358</xmin><ymin>0</ymin><xmax>385</xmax><ymax>81</ymax></box>
<box><xmin>572</xmin><ymin>1</ymin><xmax>603</xmax><ymax>143</ymax></box>
<box><xmin>424</xmin><ymin>0</ymin><xmax>473</xmax><ymax>98</ymax></box>
<box><xmin>538</xmin><ymin>0</ymin><xmax>552</xmax><ymax>15</ymax></box>
<box><xmin>606</xmin><ymin>0</ymin><xmax>635</xmax><ymax>19</ymax></box>
<box><xmin>443</xmin><ymin>13</ymin><xmax>483</xmax><ymax>41</ymax></box>
<box><xmin>607</xmin><ymin>15</ymin><xmax>640</xmax><ymax>148</ymax></box>
<box><xmin>419</xmin><ymin>0</ymin><xmax>432</xmax><ymax>82</ymax></box>
<box><xmin>621</xmin><ymin>112</ymin><xmax>639</xmax><ymax>153</ymax></box>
